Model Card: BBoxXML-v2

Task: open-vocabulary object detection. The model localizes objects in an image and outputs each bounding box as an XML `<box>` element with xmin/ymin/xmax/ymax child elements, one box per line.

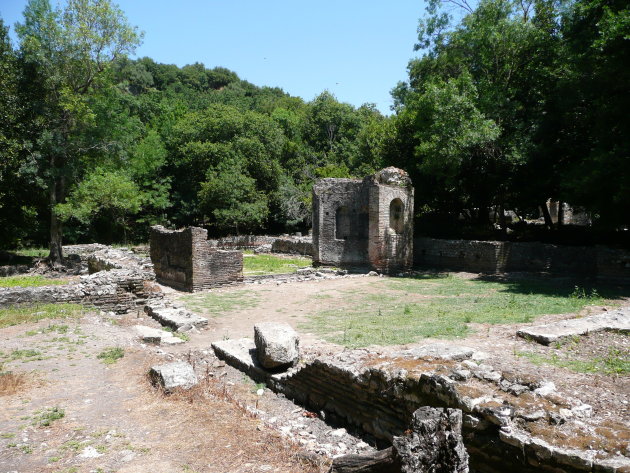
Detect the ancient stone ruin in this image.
<box><xmin>150</xmin><ymin>225</ymin><xmax>243</xmax><ymax>292</ymax></box>
<box><xmin>312</xmin><ymin>167</ymin><xmax>414</xmax><ymax>274</ymax></box>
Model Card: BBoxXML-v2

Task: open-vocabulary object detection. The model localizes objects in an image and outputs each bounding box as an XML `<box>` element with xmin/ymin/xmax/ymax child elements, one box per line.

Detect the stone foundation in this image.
<box><xmin>212</xmin><ymin>340</ymin><xmax>630</xmax><ymax>473</ymax></box>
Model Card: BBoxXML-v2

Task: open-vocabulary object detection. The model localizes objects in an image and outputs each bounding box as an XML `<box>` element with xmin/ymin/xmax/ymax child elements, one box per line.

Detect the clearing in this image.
<box><xmin>1</xmin><ymin>258</ymin><xmax>629</xmax><ymax>472</ymax></box>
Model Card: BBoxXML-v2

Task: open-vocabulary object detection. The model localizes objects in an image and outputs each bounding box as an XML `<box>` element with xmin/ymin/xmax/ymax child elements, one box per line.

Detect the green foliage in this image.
<box><xmin>55</xmin><ymin>168</ymin><xmax>143</xmax><ymax>229</ymax></box>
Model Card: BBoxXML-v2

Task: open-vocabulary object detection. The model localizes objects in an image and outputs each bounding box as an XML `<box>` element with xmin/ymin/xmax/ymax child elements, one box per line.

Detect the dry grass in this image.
<box><xmin>155</xmin><ymin>374</ymin><xmax>329</xmax><ymax>473</ymax></box>
<box><xmin>0</xmin><ymin>369</ymin><xmax>28</xmax><ymax>396</ymax></box>
<box><xmin>129</xmin><ymin>355</ymin><xmax>329</xmax><ymax>473</ymax></box>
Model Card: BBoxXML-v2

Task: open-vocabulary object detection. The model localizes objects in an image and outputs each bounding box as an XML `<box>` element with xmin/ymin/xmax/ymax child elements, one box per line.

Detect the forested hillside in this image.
<box><xmin>0</xmin><ymin>0</ymin><xmax>628</xmax><ymax>260</ymax></box>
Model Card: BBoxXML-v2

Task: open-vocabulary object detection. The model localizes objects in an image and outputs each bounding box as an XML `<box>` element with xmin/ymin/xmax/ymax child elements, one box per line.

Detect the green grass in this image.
<box><xmin>33</xmin><ymin>407</ymin><xmax>65</xmax><ymax>427</ymax></box>
<box><xmin>181</xmin><ymin>290</ymin><xmax>260</xmax><ymax>315</ymax></box>
<box><xmin>242</xmin><ymin>252</ymin><xmax>311</xmax><ymax>276</ymax></box>
<box><xmin>3</xmin><ymin>349</ymin><xmax>44</xmax><ymax>361</ymax></box>
<box><xmin>301</xmin><ymin>274</ymin><xmax>625</xmax><ymax>348</ymax></box>
<box><xmin>517</xmin><ymin>347</ymin><xmax>630</xmax><ymax>375</ymax></box>
<box><xmin>0</xmin><ymin>275</ymin><xmax>70</xmax><ymax>288</ymax></box>
<box><xmin>96</xmin><ymin>347</ymin><xmax>124</xmax><ymax>364</ymax></box>
<box><xmin>15</xmin><ymin>248</ymin><xmax>48</xmax><ymax>258</ymax></box>
<box><xmin>0</xmin><ymin>304</ymin><xmax>84</xmax><ymax>329</ymax></box>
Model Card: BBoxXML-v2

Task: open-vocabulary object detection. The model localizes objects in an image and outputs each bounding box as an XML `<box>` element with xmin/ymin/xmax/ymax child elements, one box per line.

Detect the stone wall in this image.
<box><xmin>414</xmin><ymin>237</ymin><xmax>630</xmax><ymax>279</ymax></box>
<box><xmin>270</xmin><ymin>237</ymin><xmax>314</xmax><ymax>256</ymax></box>
<box><xmin>312</xmin><ymin>167</ymin><xmax>414</xmax><ymax>274</ymax></box>
<box><xmin>213</xmin><ymin>340</ymin><xmax>628</xmax><ymax>473</ymax></box>
<box><xmin>150</xmin><ymin>226</ymin><xmax>243</xmax><ymax>292</ymax></box>
<box><xmin>0</xmin><ymin>247</ymin><xmax>157</xmax><ymax>313</ymax></box>
<box><xmin>207</xmin><ymin>235</ymin><xmax>276</xmax><ymax>249</ymax></box>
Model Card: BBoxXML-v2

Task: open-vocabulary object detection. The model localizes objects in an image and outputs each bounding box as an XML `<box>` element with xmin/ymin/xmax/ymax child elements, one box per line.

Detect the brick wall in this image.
<box><xmin>150</xmin><ymin>226</ymin><xmax>243</xmax><ymax>291</ymax></box>
<box><xmin>312</xmin><ymin>168</ymin><xmax>414</xmax><ymax>273</ymax></box>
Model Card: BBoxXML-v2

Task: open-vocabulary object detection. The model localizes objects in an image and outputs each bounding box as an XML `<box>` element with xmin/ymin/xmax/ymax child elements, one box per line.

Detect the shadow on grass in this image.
<box><xmin>474</xmin><ymin>274</ymin><xmax>630</xmax><ymax>301</ymax></box>
<box><xmin>400</xmin><ymin>270</ymin><xmax>630</xmax><ymax>301</ymax></box>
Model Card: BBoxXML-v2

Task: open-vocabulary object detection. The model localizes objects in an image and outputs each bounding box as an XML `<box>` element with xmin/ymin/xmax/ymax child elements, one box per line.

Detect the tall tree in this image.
<box><xmin>16</xmin><ymin>0</ymin><xmax>141</xmax><ymax>264</ymax></box>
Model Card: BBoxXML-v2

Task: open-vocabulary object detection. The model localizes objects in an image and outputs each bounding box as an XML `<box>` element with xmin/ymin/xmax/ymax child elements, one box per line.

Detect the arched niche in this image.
<box><xmin>389</xmin><ymin>198</ymin><xmax>404</xmax><ymax>234</ymax></box>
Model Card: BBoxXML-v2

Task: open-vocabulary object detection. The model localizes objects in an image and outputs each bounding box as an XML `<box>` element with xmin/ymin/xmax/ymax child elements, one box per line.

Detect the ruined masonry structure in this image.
<box><xmin>150</xmin><ymin>226</ymin><xmax>243</xmax><ymax>292</ymax></box>
<box><xmin>312</xmin><ymin>167</ymin><xmax>414</xmax><ymax>274</ymax></box>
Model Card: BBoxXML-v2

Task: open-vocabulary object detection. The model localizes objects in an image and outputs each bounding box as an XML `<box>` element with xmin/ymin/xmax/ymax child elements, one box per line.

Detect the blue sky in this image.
<box><xmin>1</xmin><ymin>0</ymin><xmax>427</xmax><ymax>114</ymax></box>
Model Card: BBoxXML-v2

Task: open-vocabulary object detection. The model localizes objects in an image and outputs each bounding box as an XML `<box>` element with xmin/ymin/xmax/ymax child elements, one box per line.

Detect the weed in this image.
<box><xmin>0</xmin><ymin>432</ymin><xmax>16</xmax><ymax>438</ymax></box>
<box><xmin>33</xmin><ymin>406</ymin><xmax>65</xmax><ymax>426</ymax></box>
<box><xmin>97</xmin><ymin>347</ymin><xmax>124</xmax><ymax>364</ymax></box>
<box><xmin>20</xmin><ymin>444</ymin><xmax>33</xmax><ymax>453</ymax></box>
<box><xmin>48</xmin><ymin>456</ymin><xmax>60</xmax><ymax>462</ymax></box>
<box><xmin>61</xmin><ymin>439</ymin><xmax>84</xmax><ymax>451</ymax></box>
<box><xmin>163</xmin><ymin>326</ymin><xmax>190</xmax><ymax>341</ymax></box>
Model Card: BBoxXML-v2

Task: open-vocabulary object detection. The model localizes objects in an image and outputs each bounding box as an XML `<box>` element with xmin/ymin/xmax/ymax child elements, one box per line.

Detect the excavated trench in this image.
<box><xmin>212</xmin><ymin>338</ymin><xmax>629</xmax><ymax>473</ymax></box>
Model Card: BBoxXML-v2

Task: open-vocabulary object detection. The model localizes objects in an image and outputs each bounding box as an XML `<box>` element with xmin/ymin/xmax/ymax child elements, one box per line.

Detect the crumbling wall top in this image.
<box><xmin>371</xmin><ymin>167</ymin><xmax>412</xmax><ymax>187</ymax></box>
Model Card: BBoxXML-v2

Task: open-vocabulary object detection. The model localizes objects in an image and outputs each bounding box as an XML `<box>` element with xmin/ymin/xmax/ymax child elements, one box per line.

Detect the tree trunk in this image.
<box><xmin>557</xmin><ymin>201</ymin><xmax>564</xmax><ymax>226</ymax></box>
<box><xmin>48</xmin><ymin>156</ymin><xmax>64</xmax><ymax>266</ymax></box>
<box><xmin>540</xmin><ymin>201</ymin><xmax>554</xmax><ymax>229</ymax></box>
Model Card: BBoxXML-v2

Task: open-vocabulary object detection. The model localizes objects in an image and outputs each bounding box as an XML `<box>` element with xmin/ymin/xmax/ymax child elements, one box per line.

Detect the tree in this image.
<box><xmin>393</xmin><ymin>0</ymin><xmax>563</xmax><ymax>227</ymax></box>
<box><xmin>55</xmin><ymin>168</ymin><xmax>143</xmax><ymax>242</ymax></box>
<box><xmin>16</xmin><ymin>0</ymin><xmax>141</xmax><ymax>264</ymax></box>
<box><xmin>198</xmin><ymin>166</ymin><xmax>269</xmax><ymax>233</ymax></box>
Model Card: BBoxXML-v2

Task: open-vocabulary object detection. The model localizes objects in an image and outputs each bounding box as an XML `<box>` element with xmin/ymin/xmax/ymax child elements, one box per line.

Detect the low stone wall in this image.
<box><xmin>0</xmin><ymin>269</ymin><xmax>155</xmax><ymax>313</ymax></box>
<box><xmin>213</xmin><ymin>341</ymin><xmax>629</xmax><ymax>473</ymax></box>
<box><xmin>0</xmin><ymin>265</ymin><xmax>30</xmax><ymax>277</ymax></box>
<box><xmin>414</xmin><ymin>237</ymin><xmax>630</xmax><ymax>279</ymax></box>
<box><xmin>270</xmin><ymin>238</ymin><xmax>314</xmax><ymax>256</ymax></box>
<box><xmin>150</xmin><ymin>226</ymin><xmax>243</xmax><ymax>292</ymax></box>
<box><xmin>207</xmin><ymin>235</ymin><xmax>276</xmax><ymax>249</ymax></box>
<box><xmin>0</xmin><ymin>247</ymin><xmax>158</xmax><ymax>313</ymax></box>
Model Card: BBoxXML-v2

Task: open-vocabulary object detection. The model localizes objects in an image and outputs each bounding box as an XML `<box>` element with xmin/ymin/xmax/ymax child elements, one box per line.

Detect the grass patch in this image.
<box><xmin>302</xmin><ymin>274</ymin><xmax>626</xmax><ymax>348</ymax></box>
<box><xmin>0</xmin><ymin>303</ymin><xmax>84</xmax><ymax>328</ymax></box>
<box><xmin>15</xmin><ymin>248</ymin><xmax>48</xmax><ymax>258</ymax></box>
<box><xmin>517</xmin><ymin>347</ymin><xmax>630</xmax><ymax>375</ymax></box>
<box><xmin>242</xmin><ymin>252</ymin><xmax>311</xmax><ymax>276</ymax></box>
<box><xmin>181</xmin><ymin>290</ymin><xmax>259</xmax><ymax>315</ymax></box>
<box><xmin>97</xmin><ymin>347</ymin><xmax>124</xmax><ymax>364</ymax></box>
<box><xmin>3</xmin><ymin>349</ymin><xmax>44</xmax><ymax>361</ymax></box>
<box><xmin>0</xmin><ymin>275</ymin><xmax>70</xmax><ymax>288</ymax></box>
<box><xmin>33</xmin><ymin>406</ymin><xmax>65</xmax><ymax>427</ymax></box>
<box><xmin>162</xmin><ymin>326</ymin><xmax>190</xmax><ymax>341</ymax></box>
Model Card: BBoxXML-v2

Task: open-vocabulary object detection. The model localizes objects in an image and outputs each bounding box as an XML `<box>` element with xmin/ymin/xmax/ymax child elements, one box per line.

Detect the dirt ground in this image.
<box><xmin>1</xmin><ymin>273</ymin><xmax>628</xmax><ymax>472</ymax></box>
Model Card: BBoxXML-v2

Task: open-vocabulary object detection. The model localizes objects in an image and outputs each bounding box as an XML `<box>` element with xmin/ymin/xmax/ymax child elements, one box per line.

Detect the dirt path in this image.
<box><xmin>0</xmin><ymin>314</ymin><xmax>322</xmax><ymax>473</ymax></box>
